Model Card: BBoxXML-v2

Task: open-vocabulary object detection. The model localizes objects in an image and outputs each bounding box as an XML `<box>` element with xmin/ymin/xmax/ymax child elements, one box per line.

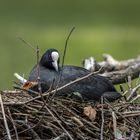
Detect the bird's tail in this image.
<box><xmin>102</xmin><ymin>91</ymin><xmax>122</xmax><ymax>102</ymax></box>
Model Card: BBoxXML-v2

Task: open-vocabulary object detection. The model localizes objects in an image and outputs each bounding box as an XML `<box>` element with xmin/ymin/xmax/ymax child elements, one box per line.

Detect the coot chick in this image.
<box><xmin>28</xmin><ymin>48</ymin><xmax>121</xmax><ymax>101</ymax></box>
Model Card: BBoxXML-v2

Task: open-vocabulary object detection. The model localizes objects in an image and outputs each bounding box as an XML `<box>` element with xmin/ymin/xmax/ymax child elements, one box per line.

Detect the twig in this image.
<box><xmin>0</xmin><ymin>94</ymin><xmax>12</xmax><ymax>140</ymax></box>
<box><xmin>100</xmin><ymin>97</ymin><xmax>104</xmax><ymax>140</ymax></box>
<box><xmin>53</xmin><ymin>133</ymin><xmax>68</xmax><ymax>140</ymax></box>
<box><xmin>129</xmin><ymin>130</ymin><xmax>135</xmax><ymax>140</ymax></box>
<box><xmin>105</xmin><ymin>101</ymin><xmax>138</xmax><ymax>129</ymax></box>
<box><xmin>84</xmin><ymin>54</ymin><xmax>140</xmax><ymax>85</ymax></box>
<box><xmin>55</xmin><ymin>101</ymin><xmax>100</xmax><ymax>131</ymax></box>
<box><xmin>45</xmin><ymin>105</ymin><xmax>74</xmax><ymax>140</ymax></box>
<box><xmin>127</xmin><ymin>76</ymin><xmax>133</xmax><ymax>95</ymax></box>
<box><xmin>7</xmin><ymin>108</ymin><xmax>19</xmax><ymax>140</ymax></box>
<box><xmin>127</xmin><ymin>84</ymin><xmax>140</xmax><ymax>101</ymax></box>
<box><xmin>62</xmin><ymin>27</ymin><xmax>75</xmax><ymax>68</ymax></box>
<box><xmin>36</xmin><ymin>46</ymin><xmax>42</xmax><ymax>94</ymax></box>
<box><xmin>130</xmin><ymin>95</ymin><xmax>140</xmax><ymax>103</ymax></box>
<box><xmin>136</xmin><ymin>73</ymin><xmax>140</xmax><ymax>86</ymax></box>
<box><xmin>49</xmin><ymin>27</ymin><xmax>75</xmax><ymax>101</ymax></box>
<box><xmin>112</xmin><ymin>111</ymin><xmax>117</xmax><ymax>140</ymax></box>
<box><xmin>17</xmin><ymin>37</ymin><xmax>37</xmax><ymax>52</ymax></box>
<box><xmin>26</xmin><ymin>123</ymin><xmax>41</xmax><ymax>140</ymax></box>
<box><xmin>102</xmin><ymin>63</ymin><xmax>140</xmax><ymax>85</ymax></box>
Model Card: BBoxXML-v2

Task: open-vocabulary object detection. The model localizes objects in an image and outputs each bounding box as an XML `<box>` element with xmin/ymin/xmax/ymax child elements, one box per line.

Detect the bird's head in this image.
<box><xmin>40</xmin><ymin>48</ymin><xmax>60</xmax><ymax>71</ymax></box>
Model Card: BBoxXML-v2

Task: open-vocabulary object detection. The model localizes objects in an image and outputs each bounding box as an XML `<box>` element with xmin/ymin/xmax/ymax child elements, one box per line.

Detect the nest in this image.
<box><xmin>0</xmin><ymin>89</ymin><xmax>140</xmax><ymax>140</ymax></box>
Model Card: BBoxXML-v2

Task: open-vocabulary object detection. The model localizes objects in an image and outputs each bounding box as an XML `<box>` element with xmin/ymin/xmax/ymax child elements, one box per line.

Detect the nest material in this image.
<box><xmin>0</xmin><ymin>90</ymin><xmax>140</xmax><ymax>140</ymax></box>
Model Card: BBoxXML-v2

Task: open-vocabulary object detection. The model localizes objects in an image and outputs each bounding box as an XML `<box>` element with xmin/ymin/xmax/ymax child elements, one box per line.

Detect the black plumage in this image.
<box><xmin>28</xmin><ymin>48</ymin><xmax>121</xmax><ymax>101</ymax></box>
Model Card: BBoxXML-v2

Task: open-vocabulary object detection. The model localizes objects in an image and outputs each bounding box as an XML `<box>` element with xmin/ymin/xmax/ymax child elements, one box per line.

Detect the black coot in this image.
<box><xmin>28</xmin><ymin>48</ymin><xmax>121</xmax><ymax>101</ymax></box>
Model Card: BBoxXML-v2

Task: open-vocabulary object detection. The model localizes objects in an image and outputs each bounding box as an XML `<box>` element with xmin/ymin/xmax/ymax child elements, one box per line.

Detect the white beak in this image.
<box><xmin>52</xmin><ymin>60</ymin><xmax>58</xmax><ymax>71</ymax></box>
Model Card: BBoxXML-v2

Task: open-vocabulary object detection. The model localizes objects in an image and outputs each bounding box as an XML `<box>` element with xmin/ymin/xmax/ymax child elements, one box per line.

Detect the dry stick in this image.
<box><xmin>17</xmin><ymin>37</ymin><xmax>37</xmax><ymax>52</ymax></box>
<box><xmin>55</xmin><ymin>101</ymin><xmax>100</xmax><ymax>131</ymax></box>
<box><xmin>53</xmin><ymin>133</ymin><xmax>68</xmax><ymax>140</ymax></box>
<box><xmin>105</xmin><ymin>101</ymin><xmax>138</xmax><ymax>129</ymax></box>
<box><xmin>38</xmin><ymin>92</ymin><xmax>73</xmax><ymax>139</ymax></box>
<box><xmin>45</xmin><ymin>105</ymin><xmax>74</xmax><ymax>140</ymax></box>
<box><xmin>18</xmin><ymin>37</ymin><xmax>42</xmax><ymax>92</ymax></box>
<box><xmin>35</xmin><ymin>46</ymin><xmax>48</xmax><ymax>113</ymax></box>
<box><xmin>100</xmin><ymin>97</ymin><xmax>104</xmax><ymax>140</ymax></box>
<box><xmin>24</xmin><ymin>67</ymin><xmax>103</xmax><ymax>104</ymax></box>
<box><xmin>55</xmin><ymin>102</ymin><xmax>100</xmax><ymax>138</ymax></box>
<box><xmin>127</xmin><ymin>76</ymin><xmax>133</xmax><ymax>95</ymax></box>
<box><xmin>103</xmin><ymin>62</ymin><xmax>140</xmax><ymax>85</ymax></box>
<box><xmin>112</xmin><ymin>111</ymin><xmax>117</xmax><ymax>140</ymax></box>
<box><xmin>7</xmin><ymin>108</ymin><xmax>19</xmax><ymax>140</ymax></box>
<box><xmin>127</xmin><ymin>84</ymin><xmax>140</xmax><ymax>101</ymax></box>
<box><xmin>49</xmin><ymin>27</ymin><xmax>75</xmax><ymax>101</ymax></box>
<box><xmin>18</xmin><ymin>37</ymin><xmax>43</xmax><ymax>95</ymax></box>
<box><xmin>62</xmin><ymin>27</ymin><xmax>75</xmax><ymax>68</ymax></box>
<box><xmin>36</xmin><ymin>46</ymin><xmax>42</xmax><ymax>94</ymax></box>
<box><xmin>0</xmin><ymin>94</ymin><xmax>12</xmax><ymax>140</ymax></box>
<box><xmin>12</xmin><ymin>114</ymin><xmax>45</xmax><ymax>138</ymax></box>
<box><xmin>136</xmin><ymin>73</ymin><xmax>140</xmax><ymax>86</ymax></box>
<box><xmin>122</xmin><ymin>112</ymin><xmax>140</xmax><ymax>118</ymax></box>
<box><xmin>26</xmin><ymin>123</ymin><xmax>41</xmax><ymax>140</ymax></box>
<box><xmin>33</xmin><ymin>79</ymin><xmax>73</xmax><ymax>140</ymax></box>
<box><xmin>13</xmin><ymin>122</ymin><xmax>37</xmax><ymax>138</ymax></box>
<box><xmin>129</xmin><ymin>130</ymin><xmax>135</xmax><ymax>140</ymax></box>
<box><xmin>130</xmin><ymin>95</ymin><xmax>140</xmax><ymax>103</ymax></box>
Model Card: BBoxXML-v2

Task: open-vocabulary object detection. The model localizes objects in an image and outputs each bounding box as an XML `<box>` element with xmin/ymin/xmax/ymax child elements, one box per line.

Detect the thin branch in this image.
<box><xmin>7</xmin><ymin>108</ymin><xmax>19</xmax><ymax>140</ymax></box>
<box><xmin>17</xmin><ymin>37</ymin><xmax>37</xmax><ymax>52</ymax></box>
<box><xmin>84</xmin><ymin>54</ymin><xmax>140</xmax><ymax>85</ymax></box>
<box><xmin>102</xmin><ymin>63</ymin><xmax>140</xmax><ymax>85</ymax></box>
<box><xmin>100</xmin><ymin>96</ymin><xmax>104</xmax><ymax>140</ymax></box>
<box><xmin>0</xmin><ymin>94</ymin><xmax>12</xmax><ymax>140</ymax></box>
<box><xmin>62</xmin><ymin>27</ymin><xmax>75</xmax><ymax>68</ymax></box>
<box><xmin>36</xmin><ymin>46</ymin><xmax>42</xmax><ymax>94</ymax></box>
<box><xmin>53</xmin><ymin>133</ymin><xmax>68</xmax><ymax>140</ymax></box>
<box><xmin>112</xmin><ymin>111</ymin><xmax>117</xmax><ymax>139</ymax></box>
<box><xmin>49</xmin><ymin>27</ymin><xmax>75</xmax><ymax>101</ymax></box>
<box><xmin>45</xmin><ymin>105</ymin><xmax>74</xmax><ymax>140</ymax></box>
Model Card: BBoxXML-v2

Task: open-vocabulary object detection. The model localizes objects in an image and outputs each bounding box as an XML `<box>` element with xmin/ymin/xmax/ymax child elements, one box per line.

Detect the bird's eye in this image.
<box><xmin>48</xmin><ymin>55</ymin><xmax>51</xmax><ymax>59</ymax></box>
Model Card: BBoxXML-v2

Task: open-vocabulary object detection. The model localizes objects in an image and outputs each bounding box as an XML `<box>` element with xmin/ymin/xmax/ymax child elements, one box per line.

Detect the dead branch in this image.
<box><xmin>83</xmin><ymin>54</ymin><xmax>140</xmax><ymax>85</ymax></box>
<box><xmin>102</xmin><ymin>61</ymin><xmax>140</xmax><ymax>85</ymax></box>
<box><xmin>53</xmin><ymin>133</ymin><xmax>68</xmax><ymax>140</ymax></box>
<box><xmin>7</xmin><ymin>108</ymin><xmax>19</xmax><ymax>140</ymax></box>
<box><xmin>0</xmin><ymin>94</ymin><xmax>11</xmax><ymax>140</ymax></box>
<box><xmin>100</xmin><ymin>97</ymin><xmax>104</xmax><ymax>140</ymax></box>
<box><xmin>112</xmin><ymin>111</ymin><xmax>117</xmax><ymax>139</ymax></box>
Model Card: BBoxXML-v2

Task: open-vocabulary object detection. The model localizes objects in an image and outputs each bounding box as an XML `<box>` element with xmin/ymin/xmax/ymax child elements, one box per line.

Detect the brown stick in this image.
<box><xmin>100</xmin><ymin>97</ymin><xmax>104</xmax><ymax>140</ymax></box>
<box><xmin>45</xmin><ymin>105</ymin><xmax>74</xmax><ymax>140</ymax></box>
<box><xmin>0</xmin><ymin>94</ymin><xmax>12</xmax><ymax>140</ymax></box>
<box><xmin>84</xmin><ymin>54</ymin><xmax>140</xmax><ymax>85</ymax></box>
<box><xmin>102</xmin><ymin>63</ymin><xmax>140</xmax><ymax>84</ymax></box>
<box><xmin>112</xmin><ymin>111</ymin><xmax>117</xmax><ymax>139</ymax></box>
<box><xmin>7</xmin><ymin>108</ymin><xmax>19</xmax><ymax>140</ymax></box>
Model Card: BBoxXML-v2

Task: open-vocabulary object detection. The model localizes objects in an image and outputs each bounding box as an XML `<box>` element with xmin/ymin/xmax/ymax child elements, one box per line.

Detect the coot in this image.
<box><xmin>28</xmin><ymin>48</ymin><xmax>121</xmax><ymax>101</ymax></box>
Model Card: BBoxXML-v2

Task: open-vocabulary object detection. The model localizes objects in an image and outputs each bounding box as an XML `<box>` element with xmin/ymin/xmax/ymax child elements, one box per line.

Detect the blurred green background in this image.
<box><xmin>0</xmin><ymin>0</ymin><xmax>140</xmax><ymax>90</ymax></box>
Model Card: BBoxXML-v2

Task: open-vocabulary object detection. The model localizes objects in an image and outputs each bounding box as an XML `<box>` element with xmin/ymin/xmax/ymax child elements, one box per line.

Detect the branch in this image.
<box><xmin>102</xmin><ymin>63</ymin><xmax>140</xmax><ymax>84</ymax></box>
<box><xmin>0</xmin><ymin>94</ymin><xmax>12</xmax><ymax>140</ymax></box>
<box><xmin>83</xmin><ymin>54</ymin><xmax>140</xmax><ymax>85</ymax></box>
<box><xmin>53</xmin><ymin>133</ymin><xmax>68</xmax><ymax>140</ymax></box>
<box><xmin>100</xmin><ymin>97</ymin><xmax>104</xmax><ymax>140</ymax></box>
